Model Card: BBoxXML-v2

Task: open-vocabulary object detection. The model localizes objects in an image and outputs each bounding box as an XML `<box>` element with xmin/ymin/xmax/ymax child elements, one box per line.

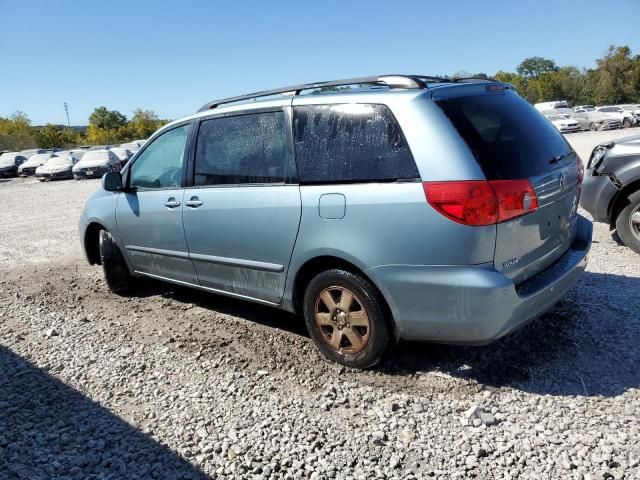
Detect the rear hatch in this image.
<box><xmin>436</xmin><ymin>88</ymin><xmax>581</xmax><ymax>285</ymax></box>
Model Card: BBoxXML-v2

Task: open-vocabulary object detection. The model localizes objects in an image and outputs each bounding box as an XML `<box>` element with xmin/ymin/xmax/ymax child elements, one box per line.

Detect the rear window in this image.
<box><xmin>437</xmin><ymin>93</ymin><xmax>573</xmax><ymax>179</ymax></box>
<box><xmin>293</xmin><ymin>104</ymin><xmax>419</xmax><ymax>184</ymax></box>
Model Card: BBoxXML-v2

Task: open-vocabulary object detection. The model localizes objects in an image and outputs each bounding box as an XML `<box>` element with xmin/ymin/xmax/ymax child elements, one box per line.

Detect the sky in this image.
<box><xmin>1</xmin><ymin>0</ymin><xmax>639</xmax><ymax>125</ymax></box>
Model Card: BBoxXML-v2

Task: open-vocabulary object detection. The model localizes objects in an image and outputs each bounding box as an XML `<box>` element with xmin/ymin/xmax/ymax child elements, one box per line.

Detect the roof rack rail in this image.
<box><xmin>196</xmin><ymin>74</ymin><xmax>502</xmax><ymax>112</ymax></box>
<box><xmin>197</xmin><ymin>74</ymin><xmax>430</xmax><ymax>112</ymax></box>
<box><xmin>451</xmin><ymin>76</ymin><xmax>498</xmax><ymax>83</ymax></box>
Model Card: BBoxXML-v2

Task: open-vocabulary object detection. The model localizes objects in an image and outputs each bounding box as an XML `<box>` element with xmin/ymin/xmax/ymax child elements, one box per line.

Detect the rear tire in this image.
<box><xmin>303</xmin><ymin>269</ymin><xmax>390</xmax><ymax>369</ymax></box>
<box><xmin>98</xmin><ymin>229</ymin><xmax>135</xmax><ymax>294</ymax></box>
<box><xmin>589</xmin><ymin>123</ymin><xmax>599</xmax><ymax>131</ymax></box>
<box><xmin>615</xmin><ymin>190</ymin><xmax>640</xmax><ymax>254</ymax></box>
<box><xmin>623</xmin><ymin>118</ymin><xmax>632</xmax><ymax>128</ymax></box>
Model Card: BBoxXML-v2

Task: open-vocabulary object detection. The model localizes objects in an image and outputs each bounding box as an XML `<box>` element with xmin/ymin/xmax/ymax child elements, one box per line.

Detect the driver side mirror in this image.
<box><xmin>102</xmin><ymin>171</ymin><xmax>123</xmax><ymax>192</ymax></box>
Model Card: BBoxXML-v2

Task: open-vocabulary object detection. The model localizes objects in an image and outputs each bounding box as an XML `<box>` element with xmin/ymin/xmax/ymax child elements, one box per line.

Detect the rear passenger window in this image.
<box><xmin>194</xmin><ymin>111</ymin><xmax>294</xmax><ymax>185</ymax></box>
<box><xmin>293</xmin><ymin>104</ymin><xmax>419</xmax><ymax>183</ymax></box>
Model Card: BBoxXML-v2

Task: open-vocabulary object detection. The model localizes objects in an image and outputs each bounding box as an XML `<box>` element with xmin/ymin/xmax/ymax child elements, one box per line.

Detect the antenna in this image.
<box><xmin>63</xmin><ymin>102</ymin><xmax>70</xmax><ymax>127</ymax></box>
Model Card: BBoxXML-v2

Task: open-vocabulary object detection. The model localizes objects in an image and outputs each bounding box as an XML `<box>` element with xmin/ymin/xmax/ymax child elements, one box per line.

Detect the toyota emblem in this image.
<box><xmin>559</xmin><ymin>172</ymin><xmax>567</xmax><ymax>190</ymax></box>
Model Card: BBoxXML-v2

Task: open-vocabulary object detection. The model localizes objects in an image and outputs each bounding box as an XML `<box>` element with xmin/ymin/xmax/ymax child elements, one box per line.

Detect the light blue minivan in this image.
<box><xmin>79</xmin><ymin>75</ymin><xmax>592</xmax><ymax>368</ymax></box>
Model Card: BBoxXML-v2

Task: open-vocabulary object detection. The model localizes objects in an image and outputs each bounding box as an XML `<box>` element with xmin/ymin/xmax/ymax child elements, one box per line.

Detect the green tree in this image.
<box><xmin>127</xmin><ymin>109</ymin><xmax>166</xmax><ymax>139</ymax></box>
<box><xmin>593</xmin><ymin>45</ymin><xmax>638</xmax><ymax>104</ymax></box>
<box><xmin>516</xmin><ymin>57</ymin><xmax>558</xmax><ymax>79</ymax></box>
<box><xmin>0</xmin><ymin>111</ymin><xmax>37</xmax><ymax>151</ymax></box>
<box><xmin>34</xmin><ymin>124</ymin><xmax>80</xmax><ymax>148</ymax></box>
<box><xmin>494</xmin><ymin>70</ymin><xmax>528</xmax><ymax>93</ymax></box>
<box><xmin>88</xmin><ymin>107</ymin><xmax>127</xmax><ymax>130</ymax></box>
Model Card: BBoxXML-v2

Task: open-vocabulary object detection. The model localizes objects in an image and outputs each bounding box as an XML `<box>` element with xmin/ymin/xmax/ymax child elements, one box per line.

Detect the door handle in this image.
<box><xmin>185</xmin><ymin>196</ymin><xmax>203</xmax><ymax>208</ymax></box>
<box><xmin>164</xmin><ymin>198</ymin><xmax>181</xmax><ymax>208</ymax></box>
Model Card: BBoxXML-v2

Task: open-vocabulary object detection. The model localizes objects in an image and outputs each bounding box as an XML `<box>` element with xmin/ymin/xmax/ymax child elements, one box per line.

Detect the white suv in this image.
<box><xmin>595</xmin><ymin>106</ymin><xmax>636</xmax><ymax>128</ymax></box>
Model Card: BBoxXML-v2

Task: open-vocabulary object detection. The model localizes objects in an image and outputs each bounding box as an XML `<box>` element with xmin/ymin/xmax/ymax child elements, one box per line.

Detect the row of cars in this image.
<box><xmin>537</xmin><ymin>101</ymin><xmax>640</xmax><ymax>133</ymax></box>
<box><xmin>0</xmin><ymin>140</ymin><xmax>146</xmax><ymax>181</ymax></box>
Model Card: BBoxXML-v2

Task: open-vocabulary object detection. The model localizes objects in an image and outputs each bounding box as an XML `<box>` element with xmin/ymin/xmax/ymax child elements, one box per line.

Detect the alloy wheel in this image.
<box><xmin>629</xmin><ymin>205</ymin><xmax>640</xmax><ymax>241</ymax></box>
<box><xmin>314</xmin><ymin>286</ymin><xmax>370</xmax><ymax>354</ymax></box>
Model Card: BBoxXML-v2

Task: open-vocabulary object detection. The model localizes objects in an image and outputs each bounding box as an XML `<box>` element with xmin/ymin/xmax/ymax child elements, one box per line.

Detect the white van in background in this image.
<box><xmin>535</xmin><ymin>101</ymin><xmax>570</xmax><ymax>111</ymax></box>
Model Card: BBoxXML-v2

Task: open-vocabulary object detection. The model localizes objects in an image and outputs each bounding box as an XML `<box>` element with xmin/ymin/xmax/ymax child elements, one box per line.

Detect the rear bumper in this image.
<box><xmin>580</xmin><ymin>172</ymin><xmax>619</xmax><ymax>223</ymax></box>
<box><xmin>368</xmin><ymin>215</ymin><xmax>592</xmax><ymax>344</ymax></box>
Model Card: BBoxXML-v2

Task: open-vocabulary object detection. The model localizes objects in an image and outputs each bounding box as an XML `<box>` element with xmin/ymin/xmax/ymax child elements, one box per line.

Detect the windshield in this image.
<box><xmin>547</xmin><ymin>115</ymin><xmax>565</xmax><ymax>121</ymax></box>
<box><xmin>27</xmin><ymin>154</ymin><xmax>53</xmax><ymax>164</ymax></box>
<box><xmin>48</xmin><ymin>156</ymin><xmax>73</xmax><ymax>166</ymax></box>
<box><xmin>437</xmin><ymin>92</ymin><xmax>573</xmax><ymax>180</ymax></box>
<box><xmin>80</xmin><ymin>151</ymin><xmax>109</xmax><ymax>162</ymax></box>
<box><xmin>0</xmin><ymin>153</ymin><xmax>19</xmax><ymax>163</ymax></box>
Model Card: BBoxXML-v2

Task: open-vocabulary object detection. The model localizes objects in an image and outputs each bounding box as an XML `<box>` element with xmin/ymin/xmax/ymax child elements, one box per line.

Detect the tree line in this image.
<box><xmin>0</xmin><ymin>108</ymin><xmax>169</xmax><ymax>151</ymax></box>
<box><xmin>1</xmin><ymin>45</ymin><xmax>638</xmax><ymax>152</ymax></box>
<box><xmin>462</xmin><ymin>45</ymin><xmax>639</xmax><ymax>106</ymax></box>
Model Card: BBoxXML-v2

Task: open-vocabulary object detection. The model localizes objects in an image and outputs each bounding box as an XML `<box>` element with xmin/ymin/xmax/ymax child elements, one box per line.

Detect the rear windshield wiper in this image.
<box><xmin>549</xmin><ymin>152</ymin><xmax>571</xmax><ymax>165</ymax></box>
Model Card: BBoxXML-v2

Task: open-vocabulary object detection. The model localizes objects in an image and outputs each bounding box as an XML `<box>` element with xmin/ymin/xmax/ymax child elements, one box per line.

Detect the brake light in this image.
<box><xmin>576</xmin><ymin>156</ymin><xmax>584</xmax><ymax>184</ymax></box>
<box><xmin>424</xmin><ymin>179</ymin><xmax>538</xmax><ymax>226</ymax></box>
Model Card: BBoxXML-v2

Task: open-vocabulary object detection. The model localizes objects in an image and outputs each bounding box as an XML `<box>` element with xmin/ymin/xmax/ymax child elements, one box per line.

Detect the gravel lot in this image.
<box><xmin>1</xmin><ymin>128</ymin><xmax>639</xmax><ymax>479</ymax></box>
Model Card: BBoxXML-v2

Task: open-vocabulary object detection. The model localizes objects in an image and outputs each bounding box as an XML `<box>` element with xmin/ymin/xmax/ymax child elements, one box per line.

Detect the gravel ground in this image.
<box><xmin>0</xmin><ymin>129</ymin><xmax>639</xmax><ymax>479</ymax></box>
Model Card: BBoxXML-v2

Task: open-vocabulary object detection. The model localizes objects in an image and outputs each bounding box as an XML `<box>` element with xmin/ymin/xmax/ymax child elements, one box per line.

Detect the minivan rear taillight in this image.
<box><xmin>423</xmin><ymin>180</ymin><xmax>538</xmax><ymax>226</ymax></box>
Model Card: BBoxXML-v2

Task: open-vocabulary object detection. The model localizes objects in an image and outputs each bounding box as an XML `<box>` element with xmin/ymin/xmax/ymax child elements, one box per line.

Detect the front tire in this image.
<box><xmin>615</xmin><ymin>190</ymin><xmax>640</xmax><ymax>254</ymax></box>
<box><xmin>303</xmin><ymin>269</ymin><xmax>390</xmax><ymax>369</ymax></box>
<box><xmin>98</xmin><ymin>229</ymin><xmax>135</xmax><ymax>294</ymax></box>
<box><xmin>623</xmin><ymin>118</ymin><xmax>632</xmax><ymax>128</ymax></box>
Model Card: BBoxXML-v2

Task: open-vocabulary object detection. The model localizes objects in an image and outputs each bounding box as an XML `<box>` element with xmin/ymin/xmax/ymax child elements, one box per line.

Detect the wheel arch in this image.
<box><xmin>609</xmin><ymin>179</ymin><xmax>640</xmax><ymax>229</ymax></box>
<box><xmin>290</xmin><ymin>255</ymin><xmax>398</xmax><ymax>340</ymax></box>
<box><xmin>84</xmin><ymin>221</ymin><xmax>107</xmax><ymax>265</ymax></box>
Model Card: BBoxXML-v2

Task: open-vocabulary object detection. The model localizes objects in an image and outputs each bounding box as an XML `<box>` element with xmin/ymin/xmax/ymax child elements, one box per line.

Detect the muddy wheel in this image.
<box><xmin>303</xmin><ymin>269</ymin><xmax>390</xmax><ymax>368</ymax></box>
<box><xmin>589</xmin><ymin>123</ymin><xmax>599</xmax><ymax>131</ymax></box>
<box><xmin>98</xmin><ymin>229</ymin><xmax>135</xmax><ymax>294</ymax></box>
<box><xmin>615</xmin><ymin>189</ymin><xmax>640</xmax><ymax>254</ymax></box>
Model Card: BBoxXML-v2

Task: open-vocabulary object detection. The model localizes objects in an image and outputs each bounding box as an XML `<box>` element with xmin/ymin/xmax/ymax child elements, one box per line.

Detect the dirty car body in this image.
<box><xmin>79</xmin><ymin>75</ymin><xmax>592</xmax><ymax>365</ymax></box>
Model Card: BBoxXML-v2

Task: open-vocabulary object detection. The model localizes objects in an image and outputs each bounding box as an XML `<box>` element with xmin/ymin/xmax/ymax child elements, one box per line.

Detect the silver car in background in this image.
<box><xmin>79</xmin><ymin>75</ymin><xmax>591</xmax><ymax>368</ymax></box>
<box><xmin>109</xmin><ymin>147</ymin><xmax>133</xmax><ymax>168</ymax></box>
<box><xmin>35</xmin><ymin>153</ymin><xmax>79</xmax><ymax>180</ymax></box>
<box><xmin>545</xmin><ymin>114</ymin><xmax>579</xmax><ymax>133</ymax></box>
<box><xmin>18</xmin><ymin>153</ymin><xmax>57</xmax><ymax>176</ymax></box>
<box><xmin>572</xmin><ymin>111</ymin><xmax>622</xmax><ymax>131</ymax></box>
<box><xmin>72</xmin><ymin>149</ymin><xmax>121</xmax><ymax>179</ymax></box>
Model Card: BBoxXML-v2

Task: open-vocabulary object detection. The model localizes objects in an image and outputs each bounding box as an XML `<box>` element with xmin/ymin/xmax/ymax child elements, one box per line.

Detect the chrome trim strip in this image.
<box><xmin>126</xmin><ymin>246</ymin><xmax>284</xmax><ymax>272</ymax></box>
<box><xmin>134</xmin><ymin>271</ymin><xmax>281</xmax><ymax>306</ymax></box>
<box><xmin>189</xmin><ymin>252</ymin><xmax>284</xmax><ymax>273</ymax></box>
<box><xmin>125</xmin><ymin>245</ymin><xmax>189</xmax><ymax>260</ymax></box>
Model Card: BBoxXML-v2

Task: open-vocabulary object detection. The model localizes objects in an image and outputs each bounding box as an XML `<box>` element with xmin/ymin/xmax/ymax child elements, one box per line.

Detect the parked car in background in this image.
<box><xmin>87</xmin><ymin>145</ymin><xmax>110</xmax><ymax>151</ymax></box>
<box><xmin>109</xmin><ymin>147</ymin><xmax>132</xmax><ymax>168</ymax></box>
<box><xmin>119</xmin><ymin>142</ymin><xmax>141</xmax><ymax>154</ymax></box>
<box><xmin>19</xmin><ymin>148</ymin><xmax>45</xmax><ymax>158</ymax></box>
<box><xmin>572</xmin><ymin>111</ymin><xmax>622</xmax><ymax>131</ymax></box>
<box><xmin>35</xmin><ymin>153</ymin><xmax>79</xmax><ymax>181</ymax></box>
<box><xmin>80</xmin><ymin>75</ymin><xmax>591</xmax><ymax>368</ymax></box>
<box><xmin>574</xmin><ymin>105</ymin><xmax>595</xmax><ymax>112</ymax></box>
<box><xmin>619</xmin><ymin>104</ymin><xmax>640</xmax><ymax>122</ymax></box>
<box><xmin>581</xmin><ymin>135</ymin><xmax>640</xmax><ymax>254</ymax></box>
<box><xmin>595</xmin><ymin>106</ymin><xmax>636</xmax><ymax>128</ymax></box>
<box><xmin>18</xmin><ymin>153</ymin><xmax>57</xmax><ymax>176</ymax></box>
<box><xmin>535</xmin><ymin>100</ymin><xmax>570</xmax><ymax>111</ymax></box>
<box><xmin>68</xmin><ymin>148</ymin><xmax>88</xmax><ymax>160</ymax></box>
<box><xmin>0</xmin><ymin>152</ymin><xmax>28</xmax><ymax>177</ymax></box>
<box><xmin>545</xmin><ymin>114</ymin><xmax>580</xmax><ymax>133</ymax></box>
<box><xmin>72</xmin><ymin>149</ymin><xmax>121</xmax><ymax>179</ymax></box>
